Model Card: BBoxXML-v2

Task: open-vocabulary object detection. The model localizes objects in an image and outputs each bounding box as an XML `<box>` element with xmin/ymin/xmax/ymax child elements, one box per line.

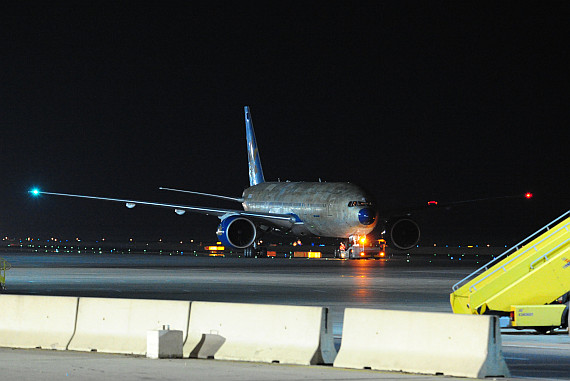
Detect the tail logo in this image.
<box><xmin>248</xmin><ymin>146</ymin><xmax>262</xmax><ymax>184</ymax></box>
<box><xmin>244</xmin><ymin>106</ymin><xmax>265</xmax><ymax>186</ymax></box>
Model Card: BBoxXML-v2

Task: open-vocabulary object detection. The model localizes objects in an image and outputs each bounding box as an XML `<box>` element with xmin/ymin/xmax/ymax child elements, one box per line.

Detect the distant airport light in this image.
<box><xmin>205</xmin><ymin>245</ymin><xmax>225</xmax><ymax>251</ymax></box>
<box><xmin>525</xmin><ymin>192</ymin><xmax>533</xmax><ymax>199</ymax></box>
<box><xmin>30</xmin><ymin>188</ymin><xmax>40</xmax><ymax>196</ymax></box>
<box><xmin>307</xmin><ymin>251</ymin><xmax>321</xmax><ymax>259</ymax></box>
<box><xmin>427</xmin><ymin>200</ymin><xmax>438</xmax><ymax>206</ymax></box>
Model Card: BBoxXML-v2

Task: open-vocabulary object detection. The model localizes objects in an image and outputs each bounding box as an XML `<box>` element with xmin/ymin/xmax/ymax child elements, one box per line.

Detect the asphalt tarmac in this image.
<box><xmin>1</xmin><ymin>252</ymin><xmax>569</xmax><ymax>379</ymax></box>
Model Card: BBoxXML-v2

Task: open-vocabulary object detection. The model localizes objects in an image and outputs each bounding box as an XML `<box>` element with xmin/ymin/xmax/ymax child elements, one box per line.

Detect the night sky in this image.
<box><xmin>2</xmin><ymin>2</ymin><xmax>568</xmax><ymax>245</ymax></box>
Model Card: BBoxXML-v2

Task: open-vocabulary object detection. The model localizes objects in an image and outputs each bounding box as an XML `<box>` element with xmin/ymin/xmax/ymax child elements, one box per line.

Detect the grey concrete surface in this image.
<box><xmin>1</xmin><ymin>253</ymin><xmax>569</xmax><ymax>380</ymax></box>
<box><xmin>0</xmin><ymin>254</ymin><xmax>466</xmax><ymax>337</ymax></box>
<box><xmin>0</xmin><ymin>348</ymin><xmax>539</xmax><ymax>381</ymax></box>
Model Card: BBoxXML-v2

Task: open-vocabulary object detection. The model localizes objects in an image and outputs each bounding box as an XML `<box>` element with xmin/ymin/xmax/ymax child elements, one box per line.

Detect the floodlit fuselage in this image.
<box><xmin>242</xmin><ymin>181</ymin><xmax>377</xmax><ymax>238</ymax></box>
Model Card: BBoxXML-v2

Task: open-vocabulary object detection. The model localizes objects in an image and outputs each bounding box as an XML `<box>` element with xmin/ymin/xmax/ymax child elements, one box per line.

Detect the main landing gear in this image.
<box><xmin>243</xmin><ymin>243</ymin><xmax>268</xmax><ymax>258</ymax></box>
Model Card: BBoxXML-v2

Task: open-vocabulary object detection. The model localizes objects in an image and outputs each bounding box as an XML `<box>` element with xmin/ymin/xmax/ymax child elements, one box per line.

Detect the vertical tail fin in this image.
<box><xmin>245</xmin><ymin>106</ymin><xmax>265</xmax><ymax>186</ymax></box>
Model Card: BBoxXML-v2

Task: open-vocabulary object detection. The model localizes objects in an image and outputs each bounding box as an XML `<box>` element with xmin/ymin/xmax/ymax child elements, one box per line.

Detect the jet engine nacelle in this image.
<box><xmin>216</xmin><ymin>215</ymin><xmax>256</xmax><ymax>249</ymax></box>
<box><xmin>387</xmin><ymin>218</ymin><xmax>420</xmax><ymax>250</ymax></box>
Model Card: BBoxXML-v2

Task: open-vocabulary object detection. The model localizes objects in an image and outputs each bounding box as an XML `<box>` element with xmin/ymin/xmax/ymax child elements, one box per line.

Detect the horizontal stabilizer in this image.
<box><xmin>159</xmin><ymin>187</ymin><xmax>244</xmax><ymax>202</ymax></box>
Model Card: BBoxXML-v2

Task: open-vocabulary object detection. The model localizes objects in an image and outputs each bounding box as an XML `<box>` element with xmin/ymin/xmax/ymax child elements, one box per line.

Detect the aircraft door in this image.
<box><xmin>328</xmin><ymin>199</ymin><xmax>335</xmax><ymax>216</ymax></box>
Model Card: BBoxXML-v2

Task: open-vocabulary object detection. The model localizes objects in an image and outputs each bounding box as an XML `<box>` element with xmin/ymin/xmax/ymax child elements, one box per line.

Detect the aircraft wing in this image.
<box><xmin>30</xmin><ymin>190</ymin><xmax>302</xmax><ymax>227</ymax></box>
<box><xmin>381</xmin><ymin>193</ymin><xmax>533</xmax><ymax>218</ymax></box>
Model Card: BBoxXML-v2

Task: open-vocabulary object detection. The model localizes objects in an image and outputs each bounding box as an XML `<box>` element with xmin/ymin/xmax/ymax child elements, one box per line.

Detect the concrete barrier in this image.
<box><xmin>333</xmin><ymin>308</ymin><xmax>510</xmax><ymax>378</ymax></box>
<box><xmin>0</xmin><ymin>295</ymin><xmax>78</xmax><ymax>350</ymax></box>
<box><xmin>183</xmin><ymin>301</ymin><xmax>336</xmax><ymax>365</ymax></box>
<box><xmin>68</xmin><ymin>297</ymin><xmax>190</xmax><ymax>355</ymax></box>
<box><xmin>147</xmin><ymin>329</ymin><xmax>183</xmax><ymax>359</ymax></box>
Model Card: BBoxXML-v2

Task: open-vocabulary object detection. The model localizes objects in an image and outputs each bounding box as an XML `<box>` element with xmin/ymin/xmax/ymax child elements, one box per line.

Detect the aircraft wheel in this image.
<box><xmin>534</xmin><ymin>326</ymin><xmax>553</xmax><ymax>335</ymax></box>
<box><xmin>255</xmin><ymin>246</ymin><xmax>267</xmax><ymax>258</ymax></box>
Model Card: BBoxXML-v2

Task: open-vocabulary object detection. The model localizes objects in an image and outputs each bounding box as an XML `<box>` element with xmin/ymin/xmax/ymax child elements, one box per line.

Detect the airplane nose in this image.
<box><xmin>358</xmin><ymin>208</ymin><xmax>376</xmax><ymax>225</ymax></box>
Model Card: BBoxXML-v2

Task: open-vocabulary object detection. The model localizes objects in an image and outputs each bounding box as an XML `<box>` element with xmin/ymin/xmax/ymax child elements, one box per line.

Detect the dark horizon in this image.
<box><xmin>1</xmin><ymin>2</ymin><xmax>568</xmax><ymax>245</ymax></box>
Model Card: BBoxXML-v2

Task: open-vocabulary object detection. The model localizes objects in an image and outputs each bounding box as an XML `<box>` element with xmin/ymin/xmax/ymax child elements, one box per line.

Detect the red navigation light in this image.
<box><xmin>427</xmin><ymin>200</ymin><xmax>438</xmax><ymax>206</ymax></box>
<box><xmin>525</xmin><ymin>192</ymin><xmax>533</xmax><ymax>199</ymax></box>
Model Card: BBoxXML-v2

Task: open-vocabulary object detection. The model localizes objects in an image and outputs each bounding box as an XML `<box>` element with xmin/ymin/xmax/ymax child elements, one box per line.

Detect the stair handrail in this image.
<box><xmin>467</xmin><ymin>223</ymin><xmax>569</xmax><ymax>292</ymax></box>
<box><xmin>529</xmin><ymin>238</ymin><xmax>570</xmax><ymax>269</ymax></box>
<box><xmin>452</xmin><ymin>210</ymin><xmax>570</xmax><ymax>291</ymax></box>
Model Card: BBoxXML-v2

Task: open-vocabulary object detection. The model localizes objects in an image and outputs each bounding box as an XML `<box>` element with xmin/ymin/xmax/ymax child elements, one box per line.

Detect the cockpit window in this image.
<box><xmin>348</xmin><ymin>201</ymin><xmax>373</xmax><ymax>207</ymax></box>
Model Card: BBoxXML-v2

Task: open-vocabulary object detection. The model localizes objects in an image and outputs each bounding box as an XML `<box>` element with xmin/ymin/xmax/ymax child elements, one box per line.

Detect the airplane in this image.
<box><xmin>29</xmin><ymin>106</ymin><xmax>531</xmax><ymax>258</ymax></box>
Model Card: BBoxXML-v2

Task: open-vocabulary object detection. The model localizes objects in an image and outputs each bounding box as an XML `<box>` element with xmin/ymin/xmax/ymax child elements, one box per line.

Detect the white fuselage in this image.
<box><xmin>242</xmin><ymin>182</ymin><xmax>377</xmax><ymax>238</ymax></box>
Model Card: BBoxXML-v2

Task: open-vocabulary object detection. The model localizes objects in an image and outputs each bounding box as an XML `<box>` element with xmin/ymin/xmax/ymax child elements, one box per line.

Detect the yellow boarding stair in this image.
<box><xmin>450</xmin><ymin>210</ymin><xmax>570</xmax><ymax>316</ymax></box>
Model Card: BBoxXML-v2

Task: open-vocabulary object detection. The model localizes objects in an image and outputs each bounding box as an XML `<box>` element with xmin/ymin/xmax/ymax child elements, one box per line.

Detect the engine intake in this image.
<box><xmin>216</xmin><ymin>215</ymin><xmax>256</xmax><ymax>249</ymax></box>
<box><xmin>387</xmin><ymin>218</ymin><xmax>420</xmax><ymax>250</ymax></box>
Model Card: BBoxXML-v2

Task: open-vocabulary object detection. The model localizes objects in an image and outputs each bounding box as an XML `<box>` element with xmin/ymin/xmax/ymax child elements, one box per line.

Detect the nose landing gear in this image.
<box><xmin>338</xmin><ymin>235</ymin><xmax>366</xmax><ymax>259</ymax></box>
